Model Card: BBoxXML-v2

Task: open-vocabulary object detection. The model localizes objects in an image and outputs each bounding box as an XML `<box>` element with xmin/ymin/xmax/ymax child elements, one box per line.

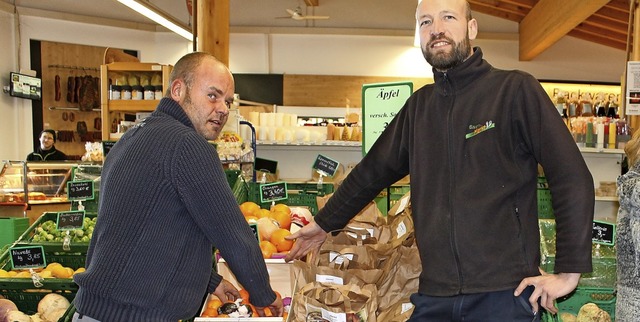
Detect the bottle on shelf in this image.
<box><xmin>578</xmin><ymin>93</ymin><xmax>594</xmax><ymax>116</ymax></box>
<box><xmin>594</xmin><ymin>92</ymin><xmax>607</xmax><ymax>117</ymax></box>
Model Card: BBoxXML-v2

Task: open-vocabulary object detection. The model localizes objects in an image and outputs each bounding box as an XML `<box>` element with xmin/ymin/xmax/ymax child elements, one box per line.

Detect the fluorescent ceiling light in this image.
<box><xmin>117</xmin><ymin>0</ymin><xmax>193</xmax><ymax>40</ymax></box>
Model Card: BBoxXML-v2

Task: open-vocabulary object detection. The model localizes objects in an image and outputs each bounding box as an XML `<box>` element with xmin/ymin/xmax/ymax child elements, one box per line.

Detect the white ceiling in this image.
<box><xmin>7</xmin><ymin>0</ymin><xmax>519</xmax><ymax>35</ymax></box>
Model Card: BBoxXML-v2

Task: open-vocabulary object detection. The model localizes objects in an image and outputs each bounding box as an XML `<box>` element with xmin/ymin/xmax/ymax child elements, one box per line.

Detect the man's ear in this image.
<box><xmin>170</xmin><ymin>79</ymin><xmax>184</xmax><ymax>101</ymax></box>
<box><xmin>468</xmin><ymin>18</ymin><xmax>478</xmax><ymax>40</ymax></box>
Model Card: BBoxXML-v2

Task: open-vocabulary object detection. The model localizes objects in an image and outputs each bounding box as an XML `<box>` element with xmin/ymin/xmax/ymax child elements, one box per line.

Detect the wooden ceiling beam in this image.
<box><xmin>304</xmin><ymin>0</ymin><xmax>319</xmax><ymax>6</ymax></box>
<box><xmin>468</xmin><ymin>1</ymin><xmax>526</xmax><ymax>22</ymax></box>
<box><xmin>593</xmin><ymin>5</ymin><xmax>631</xmax><ymax>24</ymax></box>
<box><xmin>519</xmin><ymin>0</ymin><xmax>609</xmax><ymax>61</ymax></box>
<box><xmin>581</xmin><ymin>16</ymin><xmax>628</xmax><ymax>35</ymax></box>
<box><xmin>568</xmin><ymin>29</ymin><xmax>627</xmax><ymax>51</ymax></box>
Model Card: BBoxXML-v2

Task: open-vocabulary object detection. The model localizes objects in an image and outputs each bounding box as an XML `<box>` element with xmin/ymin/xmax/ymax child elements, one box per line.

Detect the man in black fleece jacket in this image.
<box><xmin>285</xmin><ymin>0</ymin><xmax>594</xmax><ymax>321</ymax></box>
<box><xmin>72</xmin><ymin>53</ymin><xmax>282</xmax><ymax>321</ymax></box>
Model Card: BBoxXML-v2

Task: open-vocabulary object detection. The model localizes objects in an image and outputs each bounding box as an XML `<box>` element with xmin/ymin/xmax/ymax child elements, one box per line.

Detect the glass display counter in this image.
<box><xmin>0</xmin><ymin>160</ymin><xmax>86</xmax><ymax>222</ymax></box>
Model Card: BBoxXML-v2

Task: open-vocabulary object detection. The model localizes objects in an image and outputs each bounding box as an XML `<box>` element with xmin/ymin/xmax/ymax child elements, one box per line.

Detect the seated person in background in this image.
<box><xmin>27</xmin><ymin>129</ymin><xmax>67</xmax><ymax>161</ymax></box>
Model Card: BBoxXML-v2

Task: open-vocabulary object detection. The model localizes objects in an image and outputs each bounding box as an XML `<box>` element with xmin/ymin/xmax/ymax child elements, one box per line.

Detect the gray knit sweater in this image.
<box><xmin>73</xmin><ymin>98</ymin><xmax>275</xmax><ymax>321</ymax></box>
<box><xmin>616</xmin><ymin>161</ymin><xmax>640</xmax><ymax>321</ymax></box>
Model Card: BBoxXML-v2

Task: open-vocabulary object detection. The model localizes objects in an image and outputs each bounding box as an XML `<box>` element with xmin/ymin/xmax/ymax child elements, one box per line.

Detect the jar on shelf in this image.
<box><xmin>109</xmin><ymin>85</ymin><xmax>121</xmax><ymax>100</ymax></box>
<box><xmin>121</xmin><ymin>85</ymin><xmax>132</xmax><ymax>100</ymax></box>
<box><xmin>143</xmin><ymin>85</ymin><xmax>155</xmax><ymax>100</ymax></box>
<box><xmin>154</xmin><ymin>85</ymin><xmax>163</xmax><ymax>100</ymax></box>
<box><xmin>131</xmin><ymin>85</ymin><xmax>144</xmax><ymax>100</ymax></box>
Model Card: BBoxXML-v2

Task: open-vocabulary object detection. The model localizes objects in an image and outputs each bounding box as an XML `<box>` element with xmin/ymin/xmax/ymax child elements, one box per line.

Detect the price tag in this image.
<box><xmin>56</xmin><ymin>210</ymin><xmax>85</xmax><ymax>231</ymax></box>
<box><xmin>313</xmin><ymin>154</ymin><xmax>340</xmax><ymax>177</ymax></box>
<box><xmin>10</xmin><ymin>246</ymin><xmax>46</xmax><ymax>270</ymax></box>
<box><xmin>249</xmin><ymin>223</ymin><xmax>260</xmax><ymax>243</ymax></box>
<box><xmin>260</xmin><ymin>182</ymin><xmax>288</xmax><ymax>203</ymax></box>
<box><xmin>102</xmin><ymin>140</ymin><xmax>116</xmax><ymax>157</ymax></box>
<box><xmin>592</xmin><ymin>220</ymin><xmax>615</xmax><ymax>246</ymax></box>
<box><xmin>67</xmin><ymin>180</ymin><xmax>95</xmax><ymax>201</ymax></box>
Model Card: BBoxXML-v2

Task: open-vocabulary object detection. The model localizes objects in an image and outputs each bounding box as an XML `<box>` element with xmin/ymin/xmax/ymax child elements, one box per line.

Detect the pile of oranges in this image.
<box><xmin>239</xmin><ymin>201</ymin><xmax>294</xmax><ymax>258</ymax></box>
<box><xmin>200</xmin><ymin>290</ymin><xmax>288</xmax><ymax>319</ymax></box>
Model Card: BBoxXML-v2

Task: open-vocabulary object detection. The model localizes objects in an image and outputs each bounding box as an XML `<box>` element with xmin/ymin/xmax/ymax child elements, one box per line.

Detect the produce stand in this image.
<box><xmin>246</xmin><ymin>182</ymin><xmax>334</xmax><ymax>215</ymax></box>
<box><xmin>539</xmin><ymin>219</ymin><xmax>617</xmax><ymax>321</ymax></box>
<box><xmin>0</xmin><ymin>211</ymin><xmax>90</xmax><ymax>319</ymax></box>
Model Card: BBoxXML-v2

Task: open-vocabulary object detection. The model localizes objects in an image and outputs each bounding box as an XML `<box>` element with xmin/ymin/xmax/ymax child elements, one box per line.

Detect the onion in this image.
<box><xmin>5</xmin><ymin>310</ymin><xmax>30</xmax><ymax>322</ymax></box>
<box><xmin>290</xmin><ymin>207</ymin><xmax>313</xmax><ymax>226</ymax></box>
<box><xmin>257</xmin><ymin>217</ymin><xmax>278</xmax><ymax>241</ymax></box>
<box><xmin>37</xmin><ymin>294</ymin><xmax>69</xmax><ymax>320</ymax></box>
<box><xmin>42</xmin><ymin>308</ymin><xmax>67</xmax><ymax>322</ymax></box>
<box><xmin>0</xmin><ymin>299</ymin><xmax>19</xmax><ymax>322</ymax></box>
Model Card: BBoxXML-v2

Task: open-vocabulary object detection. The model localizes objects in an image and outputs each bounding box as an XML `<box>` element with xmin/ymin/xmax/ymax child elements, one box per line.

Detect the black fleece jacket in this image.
<box><xmin>314</xmin><ymin>48</ymin><xmax>594</xmax><ymax>296</ymax></box>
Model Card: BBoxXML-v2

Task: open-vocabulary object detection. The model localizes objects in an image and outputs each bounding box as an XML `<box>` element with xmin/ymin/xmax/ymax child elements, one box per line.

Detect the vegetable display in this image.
<box><xmin>31</xmin><ymin>217</ymin><xmax>96</xmax><ymax>243</ymax></box>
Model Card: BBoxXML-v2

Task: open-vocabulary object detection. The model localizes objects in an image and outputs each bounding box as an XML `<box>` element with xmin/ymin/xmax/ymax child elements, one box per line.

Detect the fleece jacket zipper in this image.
<box><xmin>443</xmin><ymin>72</ymin><xmax>464</xmax><ymax>292</ymax></box>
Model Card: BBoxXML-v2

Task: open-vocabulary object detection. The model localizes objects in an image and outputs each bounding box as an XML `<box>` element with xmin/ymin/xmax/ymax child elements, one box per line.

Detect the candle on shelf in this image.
<box><xmin>608</xmin><ymin>122</ymin><xmax>616</xmax><ymax>148</ymax></box>
<box><xmin>596</xmin><ymin>123</ymin><xmax>605</xmax><ymax>149</ymax></box>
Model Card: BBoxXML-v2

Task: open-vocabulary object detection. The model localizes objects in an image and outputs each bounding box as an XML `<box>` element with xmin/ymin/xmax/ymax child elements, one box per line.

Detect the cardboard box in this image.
<box><xmin>216</xmin><ymin>258</ymin><xmax>294</xmax><ymax>298</ymax></box>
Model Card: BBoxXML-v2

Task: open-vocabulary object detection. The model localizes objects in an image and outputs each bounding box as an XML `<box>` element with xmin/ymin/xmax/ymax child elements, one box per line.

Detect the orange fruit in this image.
<box><xmin>239</xmin><ymin>201</ymin><xmax>260</xmax><ymax>217</ymax></box>
<box><xmin>245</xmin><ymin>215</ymin><xmax>259</xmax><ymax>223</ymax></box>
<box><xmin>255</xmin><ymin>208</ymin><xmax>271</xmax><ymax>219</ymax></box>
<box><xmin>270</xmin><ymin>228</ymin><xmax>294</xmax><ymax>252</ymax></box>
<box><xmin>201</xmin><ymin>307</ymin><xmax>218</xmax><ymax>317</ymax></box>
<box><xmin>270</xmin><ymin>210</ymin><xmax>291</xmax><ymax>230</ymax></box>
<box><xmin>259</xmin><ymin>240</ymin><xmax>277</xmax><ymax>259</ymax></box>
<box><xmin>271</xmin><ymin>203</ymin><xmax>291</xmax><ymax>215</ymax></box>
<box><xmin>206</xmin><ymin>296</ymin><xmax>223</xmax><ymax>310</ymax></box>
<box><xmin>239</xmin><ymin>289</ymin><xmax>250</xmax><ymax>304</ymax></box>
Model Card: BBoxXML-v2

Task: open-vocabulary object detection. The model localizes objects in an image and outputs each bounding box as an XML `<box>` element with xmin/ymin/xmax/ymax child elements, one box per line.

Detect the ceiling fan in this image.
<box><xmin>278</xmin><ymin>7</ymin><xmax>329</xmax><ymax>21</ymax></box>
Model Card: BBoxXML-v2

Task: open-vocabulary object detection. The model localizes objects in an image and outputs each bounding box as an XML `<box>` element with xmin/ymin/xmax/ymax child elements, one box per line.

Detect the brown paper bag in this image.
<box><xmin>291</xmin><ymin>282</ymin><xmax>378</xmax><ymax>322</ymax></box>
<box><xmin>376</xmin><ymin>295</ymin><xmax>415</xmax><ymax>322</ymax></box>
<box><xmin>376</xmin><ymin>245</ymin><xmax>421</xmax><ymax>312</ymax></box>
<box><xmin>317</xmin><ymin>194</ymin><xmax>385</xmax><ymax>226</ymax></box>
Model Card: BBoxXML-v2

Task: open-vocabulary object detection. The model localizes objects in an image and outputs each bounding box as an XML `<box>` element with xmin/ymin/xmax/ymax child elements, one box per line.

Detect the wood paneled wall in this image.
<box><xmin>40</xmin><ymin>41</ymin><xmax>107</xmax><ymax>159</ymax></box>
<box><xmin>283</xmin><ymin>75</ymin><xmax>433</xmax><ymax>107</ymax></box>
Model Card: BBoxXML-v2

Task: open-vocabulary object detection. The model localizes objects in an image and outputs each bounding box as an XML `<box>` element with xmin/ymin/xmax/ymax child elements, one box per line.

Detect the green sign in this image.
<box><xmin>361</xmin><ymin>81</ymin><xmax>413</xmax><ymax>155</ymax></box>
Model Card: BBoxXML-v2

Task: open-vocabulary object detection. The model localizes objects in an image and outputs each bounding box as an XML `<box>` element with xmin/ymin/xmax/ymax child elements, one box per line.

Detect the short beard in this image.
<box><xmin>422</xmin><ymin>34</ymin><xmax>472</xmax><ymax>71</ymax></box>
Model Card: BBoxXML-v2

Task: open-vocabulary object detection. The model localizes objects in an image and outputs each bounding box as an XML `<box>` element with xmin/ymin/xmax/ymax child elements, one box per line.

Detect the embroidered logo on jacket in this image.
<box><xmin>465</xmin><ymin>121</ymin><xmax>495</xmax><ymax>139</ymax></box>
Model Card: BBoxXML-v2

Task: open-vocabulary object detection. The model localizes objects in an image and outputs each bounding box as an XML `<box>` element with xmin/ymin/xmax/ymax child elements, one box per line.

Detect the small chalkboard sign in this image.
<box><xmin>249</xmin><ymin>223</ymin><xmax>260</xmax><ymax>243</ymax></box>
<box><xmin>313</xmin><ymin>154</ymin><xmax>340</xmax><ymax>177</ymax></box>
<box><xmin>260</xmin><ymin>182</ymin><xmax>288</xmax><ymax>203</ymax></box>
<box><xmin>10</xmin><ymin>246</ymin><xmax>46</xmax><ymax>269</ymax></box>
<box><xmin>67</xmin><ymin>180</ymin><xmax>95</xmax><ymax>201</ymax></box>
<box><xmin>56</xmin><ymin>210</ymin><xmax>85</xmax><ymax>231</ymax></box>
<box><xmin>102</xmin><ymin>141</ymin><xmax>116</xmax><ymax>157</ymax></box>
<box><xmin>592</xmin><ymin>220</ymin><xmax>615</xmax><ymax>246</ymax></box>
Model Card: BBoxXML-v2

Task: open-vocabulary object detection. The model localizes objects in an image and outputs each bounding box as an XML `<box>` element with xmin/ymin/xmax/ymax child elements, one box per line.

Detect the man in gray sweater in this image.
<box><xmin>73</xmin><ymin>52</ymin><xmax>282</xmax><ymax>321</ymax></box>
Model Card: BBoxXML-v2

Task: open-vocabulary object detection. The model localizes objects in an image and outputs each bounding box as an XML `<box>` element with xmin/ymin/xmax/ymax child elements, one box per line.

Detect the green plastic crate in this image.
<box><xmin>537</xmin><ymin>176</ymin><xmax>554</xmax><ymax>219</ymax></box>
<box><xmin>0</xmin><ymin>217</ymin><xmax>29</xmax><ymax>249</ymax></box>
<box><xmin>539</xmin><ymin>219</ymin><xmax>617</xmax><ymax>288</ymax></box>
<box><xmin>542</xmin><ymin>287</ymin><xmax>616</xmax><ymax>321</ymax></box>
<box><xmin>0</xmin><ymin>243</ymin><xmax>85</xmax><ymax>315</ymax></box>
<box><xmin>247</xmin><ymin>182</ymin><xmax>334</xmax><ymax>215</ymax></box>
<box><xmin>11</xmin><ymin>212</ymin><xmax>95</xmax><ymax>255</ymax></box>
<box><xmin>70</xmin><ymin>165</ymin><xmax>102</xmax><ymax>215</ymax></box>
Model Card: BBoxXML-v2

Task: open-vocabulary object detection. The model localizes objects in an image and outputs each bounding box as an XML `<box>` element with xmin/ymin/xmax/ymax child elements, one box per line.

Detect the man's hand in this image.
<box><xmin>514</xmin><ymin>272</ymin><xmax>580</xmax><ymax>314</ymax></box>
<box><xmin>212</xmin><ymin>279</ymin><xmax>240</xmax><ymax>303</ymax></box>
<box><xmin>284</xmin><ymin>221</ymin><xmax>327</xmax><ymax>262</ymax></box>
<box><xmin>254</xmin><ymin>291</ymin><xmax>283</xmax><ymax>317</ymax></box>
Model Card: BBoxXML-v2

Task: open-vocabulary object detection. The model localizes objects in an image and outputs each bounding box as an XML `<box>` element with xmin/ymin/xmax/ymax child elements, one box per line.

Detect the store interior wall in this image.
<box><xmin>0</xmin><ymin>10</ymin><xmax>628</xmax><ymax>160</ymax></box>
